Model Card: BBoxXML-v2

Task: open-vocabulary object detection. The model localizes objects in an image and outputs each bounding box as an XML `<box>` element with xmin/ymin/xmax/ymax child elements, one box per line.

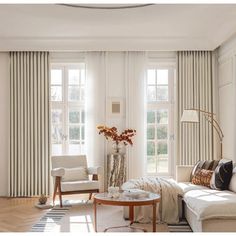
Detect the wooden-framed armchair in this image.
<box><xmin>51</xmin><ymin>155</ymin><xmax>102</xmax><ymax>207</ymax></box>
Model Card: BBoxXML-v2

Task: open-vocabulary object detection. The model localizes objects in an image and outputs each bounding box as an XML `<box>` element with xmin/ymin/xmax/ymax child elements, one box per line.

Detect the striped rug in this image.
<box><xmin>168</xmin><ymin>219</ymin><xmax>192</xmax><ymax>232</ymax></box>
<box><xmin>31</xmin><ymin>207</ymin><xmax>69</xmax><ymax>232</ymax></box>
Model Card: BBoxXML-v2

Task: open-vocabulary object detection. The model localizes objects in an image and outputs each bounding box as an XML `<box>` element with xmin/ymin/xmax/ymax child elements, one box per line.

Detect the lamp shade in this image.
<box><xmin>181</xmin><ymin>110</ymin><xmax>199</xmax><ymax>123</ymax></box>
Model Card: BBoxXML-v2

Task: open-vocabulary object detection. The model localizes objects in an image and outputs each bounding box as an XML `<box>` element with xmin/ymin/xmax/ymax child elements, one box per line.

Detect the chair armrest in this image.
<box><xmin>51</xmin><ymin>168</ymin><xmax>65</xmax><ymax>177</ymax></box>
<box><xmin>176</xmin><ymin>165</ymin><xmax>193</xmax><ymax>182</ymax></box>
<box><xmin>87</xmin><ymin>166</ymin><xmax>103</xmax><ymax>175</ymax></box>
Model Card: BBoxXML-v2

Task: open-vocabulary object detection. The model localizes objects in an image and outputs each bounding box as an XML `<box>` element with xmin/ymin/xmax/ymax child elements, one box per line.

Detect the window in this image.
<box><xmin>50</xmin><ymin>63</ymin><xmax>86</xmax><ymax>155</ymax></box>
<box><xmin>146</xmin><ymin>66</ymin><xmax>175</xmax><ymax>175</ymax></box>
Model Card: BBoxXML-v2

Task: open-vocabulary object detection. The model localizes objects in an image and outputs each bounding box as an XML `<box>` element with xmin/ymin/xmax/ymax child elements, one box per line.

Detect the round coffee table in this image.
<box><xmin>93</xmin><ymin>192</ymin><xmax>160</xmax><ymax>232</ymax></box>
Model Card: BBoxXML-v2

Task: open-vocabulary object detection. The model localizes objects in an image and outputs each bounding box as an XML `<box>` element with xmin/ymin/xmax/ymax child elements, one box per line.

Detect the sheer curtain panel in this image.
<box><xmin>10</xmin><ymin>52</ymin><xmax>50</xmax><ymax>196</ymax></box>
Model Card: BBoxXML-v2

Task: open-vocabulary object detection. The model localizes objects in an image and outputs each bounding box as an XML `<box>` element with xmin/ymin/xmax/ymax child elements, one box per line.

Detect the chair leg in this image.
<box><xmin>89</xmin><ymin>193</ymin><xmax>92</xmax><ymax>200</ymax></box>
<box><xmin>52</xmin><ymin>179</ymin><xmax>58</xmax><ymax>206</ymax></box>
<box><xmin>58</xmin><ymin>183</ymin><xmax>63</xmax><ymax>208</ymax></box>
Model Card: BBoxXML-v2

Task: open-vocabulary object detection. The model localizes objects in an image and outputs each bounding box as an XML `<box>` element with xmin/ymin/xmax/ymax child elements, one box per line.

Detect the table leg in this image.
<box><xmin>153</xmin><ymin>202</ymin><xmax>156</xmax><ymax>232</ymax></box>
<box><xmin>94</xmin><ymin>200</ymin><xmax>97</xmax><ymax>232</ymax></box>
<box><xmin>129</xmin><ymin>205</ymin><xmax>134</xmax><ymax>225</ymax></box>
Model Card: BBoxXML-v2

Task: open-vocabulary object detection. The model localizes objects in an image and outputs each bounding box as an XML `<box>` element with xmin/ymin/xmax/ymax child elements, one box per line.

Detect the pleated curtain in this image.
<box><xmin>177</xmin><ymin>51</ymin><xmax>217</xmax><ymax>165</ymax></box>
<box><xmin>10</xmin><ymin>52</ymin><xmax>50</xmax><ymax>196</ymax></box>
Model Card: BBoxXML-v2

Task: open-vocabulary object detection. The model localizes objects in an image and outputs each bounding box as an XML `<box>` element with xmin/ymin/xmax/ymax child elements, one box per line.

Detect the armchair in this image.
<box><xmin>51</xmin><ymin>155</ymin><xmax>102</xmax><ymax>207</ymax></box>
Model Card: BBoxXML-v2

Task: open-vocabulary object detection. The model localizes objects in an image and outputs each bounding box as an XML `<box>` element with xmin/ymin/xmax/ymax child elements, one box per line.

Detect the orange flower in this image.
<box><xmin>97</xmin><ymin>125</ymin><xmax>136</xmax><ymax>146</ymax></box>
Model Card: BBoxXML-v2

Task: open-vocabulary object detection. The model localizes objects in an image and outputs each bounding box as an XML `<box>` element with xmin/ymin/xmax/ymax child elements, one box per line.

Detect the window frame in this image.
<box><xmin>50</xmin><ymin>63</ymin><xmax>86</xmax><ymax>156</ymax></box>
<box><xmin>145</xmin><ymin>64</ymin><xmax>175</xmax><ymax>177</ymax></box>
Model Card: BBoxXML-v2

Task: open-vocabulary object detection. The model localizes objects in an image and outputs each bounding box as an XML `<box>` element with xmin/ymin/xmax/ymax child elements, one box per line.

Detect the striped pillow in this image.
<box><xmin>191</xmin><ymin>169</ymin><xmax>213</xmax><ymax>187</ymax></box>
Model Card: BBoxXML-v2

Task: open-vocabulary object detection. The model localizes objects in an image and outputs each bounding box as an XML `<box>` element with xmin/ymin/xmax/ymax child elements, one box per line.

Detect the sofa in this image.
<box><xmin>176</xmin><ymin>165</ymin><xmax>236</xmax><ymax>232</ymax></box>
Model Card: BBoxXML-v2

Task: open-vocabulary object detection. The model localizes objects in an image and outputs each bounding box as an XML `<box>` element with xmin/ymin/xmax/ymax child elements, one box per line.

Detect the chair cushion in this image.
<box><xmin>177</xmin><ymin>182</ymin><xmax>209</xmax><ymax>195</ymax></box>
<box><xmin>61</xmin><ymin>180</ymin><xmax>99</xmax><ymax>192</ymax></box>
<box><xmin>62</xmin><ymin>167</ymin><xmax>88</xmax><ymax>182</ymax></box>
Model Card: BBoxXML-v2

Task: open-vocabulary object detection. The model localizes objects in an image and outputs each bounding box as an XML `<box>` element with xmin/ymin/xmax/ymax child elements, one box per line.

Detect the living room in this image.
<box><xmin>1</xmin><ymin>0</ymin><xmax>236</xmax><ymax>234</ymax></box>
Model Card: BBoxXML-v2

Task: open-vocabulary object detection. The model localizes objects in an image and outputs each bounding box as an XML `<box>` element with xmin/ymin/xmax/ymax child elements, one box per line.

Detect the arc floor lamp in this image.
<box><xmin>181</xmin><ymin>109</ymin><xmax>224</xmax><ymax>159</ymax></box>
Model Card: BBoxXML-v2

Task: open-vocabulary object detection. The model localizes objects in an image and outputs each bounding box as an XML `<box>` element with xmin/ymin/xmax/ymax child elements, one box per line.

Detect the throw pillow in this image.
<box><xmin>228</xmin><ymin>167</ymin><xmax>236</xmax><ymax>193</ymax></box>
<box><xmin>62</xmin><ymin>167</ymin><xmax>89</xmax><ymax>182</ymax></box>
<box><xmin>190</xmin><ymin>160</ymin><xmax>205</xmax><ymax>181</ymax></box>
<box><xmin>210</xmin><ymin>159</ymin><xmax>233</xmax><ymax>190</ymax></box>
<box><xmin>192</xmin><ymin>169</ymin><xmax>214</xmax><ymax>187</ymax></box>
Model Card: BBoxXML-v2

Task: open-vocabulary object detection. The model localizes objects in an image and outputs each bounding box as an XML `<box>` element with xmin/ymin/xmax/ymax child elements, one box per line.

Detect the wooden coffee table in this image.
<box><xmin>93</xmin><ymin>192</ymin><xmax>160</xmax><ymax>232</ymax></box>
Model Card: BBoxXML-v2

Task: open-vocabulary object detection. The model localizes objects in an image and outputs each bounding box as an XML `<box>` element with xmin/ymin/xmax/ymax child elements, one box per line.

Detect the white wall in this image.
<box><xmin>0</xmin><ymin>53</ymin><xmax>10</xmax><ymax>196</ymax></box>
<box><xmin>218</xmin><ymin>37</ymin><xmax>236</xmax><ymax>162</ymax></box>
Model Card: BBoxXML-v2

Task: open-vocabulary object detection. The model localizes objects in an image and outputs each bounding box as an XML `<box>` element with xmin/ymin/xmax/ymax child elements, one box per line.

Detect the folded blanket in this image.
<box><xmin>122</xmin><ymin>177</ymin><xmax>183</xmax><ymax>224</ymax></box>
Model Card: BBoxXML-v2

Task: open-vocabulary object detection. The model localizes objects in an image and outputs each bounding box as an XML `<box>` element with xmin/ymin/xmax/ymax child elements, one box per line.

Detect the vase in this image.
<box><xmin>112</xmin><ymin>142</ymin><xmax>123</xmax><ymax>153</ymax></box>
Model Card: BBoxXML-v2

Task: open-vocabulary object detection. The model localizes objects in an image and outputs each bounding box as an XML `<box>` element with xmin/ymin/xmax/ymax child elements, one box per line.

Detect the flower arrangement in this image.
<box><xmin>97</xmin><ymin>125</ymin><xmax>136</xmax><ymax>146</ymax></box>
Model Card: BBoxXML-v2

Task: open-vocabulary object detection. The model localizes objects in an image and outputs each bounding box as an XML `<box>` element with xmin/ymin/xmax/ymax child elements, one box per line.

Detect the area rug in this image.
<box><xmin>31</xmin><ymin>199</ymin><xmax>169</xmax><ymax>232</ymax></box>
<box><xmin>168</xmin><ymin>219</ymin><xmax>192</xmax><ymax>232</ymax></box>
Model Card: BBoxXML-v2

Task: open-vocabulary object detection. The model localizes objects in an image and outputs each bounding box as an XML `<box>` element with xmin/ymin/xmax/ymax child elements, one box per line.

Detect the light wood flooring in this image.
<box><xmin>0</xmin><ymin>195</ymin><xmax>89</xmax><ymax>232</ymax></box>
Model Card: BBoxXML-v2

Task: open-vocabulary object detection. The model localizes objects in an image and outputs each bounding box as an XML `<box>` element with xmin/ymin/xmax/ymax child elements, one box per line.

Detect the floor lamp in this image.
<box><xmin>181</xmin><ymin>109</ymin><xmax>224</xmax><ymax>159</ymax></box>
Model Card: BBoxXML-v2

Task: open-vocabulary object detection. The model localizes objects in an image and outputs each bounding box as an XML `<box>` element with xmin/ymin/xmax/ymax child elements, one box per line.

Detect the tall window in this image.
<box><xmin>146</xmin><ymin>66</ymin><xmax>175</xmax><ymax>175</ymax></box>
<box><xmin>50</xmin><ymin>63</ymin><xmax>86</xmax><ymax>155</ymax></box>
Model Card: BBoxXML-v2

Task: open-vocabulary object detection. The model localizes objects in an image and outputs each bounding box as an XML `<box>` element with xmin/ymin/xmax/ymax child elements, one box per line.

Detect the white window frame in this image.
<box><xmin>145</xmin><ymin>63</ymin><xmax>175</xmax><ymax>177</ymax></box>
<box><xmin>50</xmin><ymin>63</ymin><xmax>86</xmax><ymax>156</ymax></box>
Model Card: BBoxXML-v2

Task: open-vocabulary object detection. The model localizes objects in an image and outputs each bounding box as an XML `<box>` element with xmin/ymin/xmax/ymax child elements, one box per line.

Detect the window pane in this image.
<box><xmin>51</xmin><ymin>86</ymin><xmax>62</xmax><ymax>101</ymax></box>
<box><xmin>147</xmin><ymin>156</ymin><xmax>156</xmax><ymax>173</ymax></box>
<box><xmin>51</xmin><ymin>109</ymin><xmax>63</xmax><ymax>124</ymax></box>
<box><xmin>147</xmin><ymin>69</ymin><xmax>156</xmax><ymax>84</ymax></box>
<box><xmin>69</xmin><ymin>126</ymin><xmax>80</xmax><ymax>140</ymax></box>
<box><xmin>147</xmin><ymin>86</ymin><xmax>156</xmax><ymax>101</ymax></box>
<box><xmin>51</xmin><ymin>69</ymin><xmax>62</xmax><ymax>85</ymax></box>
<box><xmin>68</xmin><ymin>86</ymin><xmax>80</xmax><ymax>101</ymax></box>
<box><xmin>80</xmin><ymin>87</ymin><xmax>85</xmax><ymax>101</ymax></box>
<box><xmin>81</xmin><ymin>69</ymin><xmax>85</xmax><ymax>85</ymax></box>
<box><xmin>81</xmin><ymin>110</ymin><xmax>85</xmax><ymax>124</ymax></box>
<box><xmin>147</xmin><ymin>111</ymin><xmax>155</xmax><ymax>124</ymax></box>
<box><xmin>81</xmin><ymin>126</ymin><xmax>85</xmax><ymax>140</ymax></box>
<box><xmin>157</xmin><ymin>86</ymin><xmax>168</xmax><ymax>101</ymax></box>
<box><xmin>52</xmin><ymin>144</ymin><xmax>63</xmax><ymax>155</ymax></box>
<box><xmin>69</xmin><ymin>110</ymin><xmax>80</xmax><ymax>124</ymax></box>
<box><xmin>147</xmin><ymin>141</ymin><xmax>155</xmax><ymax>155</ymax></box>
<box><xmin>69</xmin><ymin>144</ymin><xmax>80</xmax><ymax>155</ymax></box>
<box><xmin>51</xmin><ymin>125</ymin><xmax>63</xmax><ymax>143</ymax></box>
<box><xmin>157</xmin><ymin>70</ymin><xmax>168</xmax><ymax>85</ymax></box>
<box><xmin>156</xmin><ymin>156</ymin><xmax>168</xmax><ymax>173</ymax></box>
<box><xmin>157</xmin><ymin>110</ymin><xmax>168</xmax><ymax>124</ymax></box>
<box><xmin>157</xmin><ymin>142</ymin><xmax>168</xmax><ymax>155</ymax></box>
<box><xmin>68</xmin><ymin>69</ymin><xmax>80</xmax><ymax>85</ymax></box>
<box><xmin>157</xmin><ymin>126</ymin><xmax>168</xmax><ymax>139</ymax></box>
<box><xmin>147</xmin><ymin>126</ymin><xmax>155</xmax><ymax>140</ymax></box>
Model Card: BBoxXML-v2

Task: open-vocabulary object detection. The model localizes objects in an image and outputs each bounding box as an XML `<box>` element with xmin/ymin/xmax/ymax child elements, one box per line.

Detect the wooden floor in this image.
<box><xmin>0</xmin><ymin>197</ymin><xmax>49</xmax><ymax>232</ymax></box>
<box><xmin>0</xmin><ymin>195</ymin><xmax>89</xmax><ymax>232</ymax></box>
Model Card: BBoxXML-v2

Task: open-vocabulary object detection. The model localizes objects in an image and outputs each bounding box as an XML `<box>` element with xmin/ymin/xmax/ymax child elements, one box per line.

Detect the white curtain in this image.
<box><xmin>10</xmin><ymin>52</ymin><xmax>50</xmax><ymax>196</ymax></box>
<box><xmin>177</xmin><ymin>51</ymin><xmax>218</xmax><ymax>165</ymax></box>
<box><xmin>125</xmin><ymin>52</ymin><xmax>147</xmax><ymax>179</ymax></box>
<box><xmin>85</xmin><ymin>52</ymin><xmax>106</xmax><ymax>190</ymax></box>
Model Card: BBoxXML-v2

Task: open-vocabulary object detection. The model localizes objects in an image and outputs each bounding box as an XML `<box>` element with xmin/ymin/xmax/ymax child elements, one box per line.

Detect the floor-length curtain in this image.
<box><xmin>177</xmin><ymin>51</ymin><xmax>218</xmax><ymax>165</ymax></box>
<box><xmin>85</xmin><ymin>52</ymin><xmax>106</xmax><ymax>191</ymax></box>
<box><xmin>10</xmin><ymin>52</ymin><xmax>50</xmax><ymax>196</ymax></box>
<box><xmin>125</xmin><ymin>52</ymin><xmax>147</xmax><ymax>179</ymax></box>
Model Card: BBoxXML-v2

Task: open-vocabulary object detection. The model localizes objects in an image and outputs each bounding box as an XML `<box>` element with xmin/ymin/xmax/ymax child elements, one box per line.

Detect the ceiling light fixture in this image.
<box><xmin>59</xmin><ymin>4</ymin><xmax>154</xmax><ymax>10</ymax></box>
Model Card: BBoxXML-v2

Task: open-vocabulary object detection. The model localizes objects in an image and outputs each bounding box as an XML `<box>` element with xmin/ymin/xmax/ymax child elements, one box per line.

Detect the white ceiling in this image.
<box><xmin>0</xmin><ymin>4</ymin><xmax>236</xmax><ymax>51</ymax></box>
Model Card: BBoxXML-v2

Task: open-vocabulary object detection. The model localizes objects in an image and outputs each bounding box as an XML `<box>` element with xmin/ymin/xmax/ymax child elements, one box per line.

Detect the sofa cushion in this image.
<box><xmin>210</xmin><ymin>159</ymin><xmax>233</xmax><ymax>190</ymax></box>
<box><xmin>177</xmin><ymin>182</ymin><xmax>209</xmax><ymax>195</ymax></box>
<box><xmin>183</xmin><ymin>189</ymin><xmax>236</xmax><ymax>220</ymax></box>
<box><xmin>192</xmin><ymin>169</ymin><xmax>213</xmax><ymax>187</ymax></box>
<box><xmin>61</xmin><ymin>180</ymin><xmax>99</xmax><ymax>192</ymax></box>
<box><xmin>62</xmin><ymin>167</ymin><xmax>89</xmax><ymax>182</ymax></box>
<box><xmin>229</xmin><ymin>167</ymin><xmax>236</xmax><ymax>193</ymax></box>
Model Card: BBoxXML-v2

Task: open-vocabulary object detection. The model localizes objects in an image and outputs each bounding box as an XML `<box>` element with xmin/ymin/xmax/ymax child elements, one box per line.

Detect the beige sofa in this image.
<box><xmin>176</xmin><ymin>165</ymin><xmax>236</xmax><ymax>232</ymax></box>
